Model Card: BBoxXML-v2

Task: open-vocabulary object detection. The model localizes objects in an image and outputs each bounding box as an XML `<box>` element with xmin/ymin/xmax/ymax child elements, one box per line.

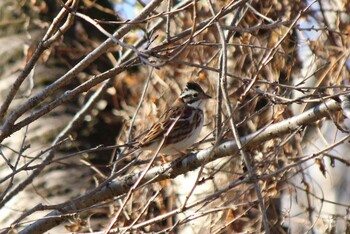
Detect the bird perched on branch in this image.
<box><xmin>137</xmin><ymin>82</ymin><xmax>211</xmax><ymax>155</ymax></box>
<box><xmin>115</xmin><ymin>82</ymin><xmax>211</xmax><ymax>163</ymax></box>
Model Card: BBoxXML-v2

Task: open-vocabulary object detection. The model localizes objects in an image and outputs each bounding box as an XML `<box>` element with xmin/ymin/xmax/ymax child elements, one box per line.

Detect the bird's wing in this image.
<box><xmin>138</xmin><ymin>104</ymin><xmax>191</xmax><ymax>147</ymax></box>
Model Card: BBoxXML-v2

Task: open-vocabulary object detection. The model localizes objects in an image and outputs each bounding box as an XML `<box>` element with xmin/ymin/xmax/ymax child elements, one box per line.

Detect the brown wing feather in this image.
<box><xmin>139</xmin><ymin>104</ymin><xmax>188</xmax><ymax>147</ymax></box>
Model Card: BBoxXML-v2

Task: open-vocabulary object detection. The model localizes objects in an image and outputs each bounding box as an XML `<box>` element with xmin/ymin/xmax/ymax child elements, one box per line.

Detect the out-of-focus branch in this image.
<box><xmin>0</xmin><ymin>0</ymin><xmax>79</xmax><ymax>120</ymax></box>
<box><xmin>7</xmin><ymin>58</ymin><xmax>138</xmax><ymax>137</ymax></box>
<box><xmin>0</xmin><ymin>0</ymin><xmax>164</xmax><ymax>143</ymax></box>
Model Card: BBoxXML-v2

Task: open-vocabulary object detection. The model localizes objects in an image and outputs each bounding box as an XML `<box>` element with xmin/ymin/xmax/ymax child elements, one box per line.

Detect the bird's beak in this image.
<box><xmin>203</xmin><ymin>93</ymin><xmax>211</xmax><ymax>99</ymax></box>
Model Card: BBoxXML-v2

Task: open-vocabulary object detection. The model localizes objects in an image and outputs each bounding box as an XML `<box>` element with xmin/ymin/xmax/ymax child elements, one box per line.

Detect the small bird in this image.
<box><xmin>136</xmin><ymin>82</ymin><xmax>211</xmax><ymax>156</ymax></box>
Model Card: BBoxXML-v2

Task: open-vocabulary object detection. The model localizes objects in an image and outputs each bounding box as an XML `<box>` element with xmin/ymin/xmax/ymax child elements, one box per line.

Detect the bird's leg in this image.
<box><xmin>161</xmin><ymin>154</ymin><xmax>168</xmax><ymax>164</ymax></box>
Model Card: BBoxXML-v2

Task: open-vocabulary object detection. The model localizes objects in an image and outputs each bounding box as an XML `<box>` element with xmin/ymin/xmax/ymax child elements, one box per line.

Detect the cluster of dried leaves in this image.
<box><xmin>1</xmin><ymin>0</ymin><xmax>350</xmax><ymax>233</ymax></box>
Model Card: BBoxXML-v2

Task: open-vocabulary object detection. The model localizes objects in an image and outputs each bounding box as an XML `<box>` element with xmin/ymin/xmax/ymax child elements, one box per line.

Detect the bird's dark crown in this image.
<box><xmin>179</xmin><ymin>82</ymin><xmax>211</xmax><ymax>107</ymax></box>
<box><xmin>184</xmin><ymin>82</ymin><xmax>205</xmax><ymax>94</ymax></box>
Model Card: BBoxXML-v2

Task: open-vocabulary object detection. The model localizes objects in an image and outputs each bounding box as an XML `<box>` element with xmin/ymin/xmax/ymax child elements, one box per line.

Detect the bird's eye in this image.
<box><xmin>193</xmin><ymin>93</ymin><xmax>198</xmax><ymax>97</ymax></box>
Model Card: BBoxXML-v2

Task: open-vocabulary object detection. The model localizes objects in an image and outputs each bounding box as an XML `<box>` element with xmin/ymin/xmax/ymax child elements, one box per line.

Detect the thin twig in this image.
<box><xmin>208</xmin><ymin>1</ymin><xmax>270</xmax><ymax>232</ymax></box>
<box><xmin>111</xmin><ymin>67</ymin><xmax>153</xmax><ymax>173</ymax></box>
<box><xmin>165</xmin><ymin>0</ymin><xmax>173</xmax><ymax>42</ymax></box>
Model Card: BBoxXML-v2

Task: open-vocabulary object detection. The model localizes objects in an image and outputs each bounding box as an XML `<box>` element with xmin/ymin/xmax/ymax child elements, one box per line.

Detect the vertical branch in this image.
<box><xmin>166</xmin><ymin>0</ymin><xmax>173</xmax><ymax>42</ymax></box>
<box><xmin>208</xmin><ymin>1</ymin><xmax>270</xmax><ymax>233</ymax></box>
<box><xmin>215</xmin><ymin>69</ymin><xmax>223</xmax><ymax>139</ymax></box>
<box><xmin>225</xmin><ymin>0</ymin><xmax>251</xmax><ymax>42</ymax></box>
<box><xmin>126</xmin><ymin>68</ymin><xmax>153</xmax><ymax>143</ymax></box>
<box><xmin>111</xmin><ymin>68</ymin><xmax>153</xmax><ymax>174</ymax></box>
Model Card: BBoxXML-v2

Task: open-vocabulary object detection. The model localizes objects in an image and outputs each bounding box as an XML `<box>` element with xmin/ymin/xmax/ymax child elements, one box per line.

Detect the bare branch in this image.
<box><xmin>16</xmin><ymin>97</ymin><xmax>342</xmax><ymax>233</ymax></box>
